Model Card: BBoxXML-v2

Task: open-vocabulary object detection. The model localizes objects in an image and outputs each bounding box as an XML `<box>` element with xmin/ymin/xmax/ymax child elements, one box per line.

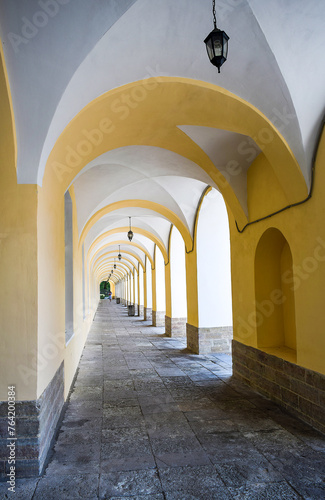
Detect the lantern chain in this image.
<box><xmin>213</xmin><ymin>0</ymin><xmax>217</xmax><ymax>29</ymax></box>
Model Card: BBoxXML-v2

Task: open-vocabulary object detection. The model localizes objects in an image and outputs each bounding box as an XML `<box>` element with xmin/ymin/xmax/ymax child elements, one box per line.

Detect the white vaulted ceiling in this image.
<box><xmin>1</xmin><ymin>0</ymin><xmax>325</xmax><ymax>186</ymax></box>
<box><xmin>1</xmin><ymin>0</ymin><xmax>325</xmax><ymax>275</ymax></box>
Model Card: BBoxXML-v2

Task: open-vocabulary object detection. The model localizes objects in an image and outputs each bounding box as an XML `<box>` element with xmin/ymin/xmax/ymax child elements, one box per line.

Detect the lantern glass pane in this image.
<box><xmin>213</xmin><ymin>36</ymin><xmax>223</xmax><ymax>56</ymax></box>
<box><xmin>206</xmin><ymin>38</ymin><xmax>214</xmax><ymax>60</ymax></box>
<box><xmin>223</xmin><ymin>37</ymin><xmax>228</xmax><ymax>58</ymax></box>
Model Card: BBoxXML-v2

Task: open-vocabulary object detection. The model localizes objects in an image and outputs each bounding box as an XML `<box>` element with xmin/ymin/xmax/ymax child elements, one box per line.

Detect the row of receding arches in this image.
<box><xmin>65</xmin><ymin>185</ymin><xmax>297</xmax><ymax>358</ymax></box>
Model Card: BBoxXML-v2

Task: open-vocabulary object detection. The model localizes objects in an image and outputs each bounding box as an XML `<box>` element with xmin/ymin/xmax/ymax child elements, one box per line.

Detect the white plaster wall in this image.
<box><xmin>155</xmin><ymin>246</ymin><xmax>166</xmax><ymax>312</ymax></box>
<box><xmin>197</xmin><ymin>190</ymin><xmax>232</xmax><ymax>328</ymax></box>
<box><xmin>170</xmin><ymin>227</ymin><xmax>187</xmax><ymax>318</ymax></box>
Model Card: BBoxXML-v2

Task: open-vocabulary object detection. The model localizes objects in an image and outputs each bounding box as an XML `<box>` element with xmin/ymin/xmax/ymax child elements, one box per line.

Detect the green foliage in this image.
<box><xmin>100</xmin><ymin>280</ymin><xmax>110</xmax><ymax>293</ymax></box>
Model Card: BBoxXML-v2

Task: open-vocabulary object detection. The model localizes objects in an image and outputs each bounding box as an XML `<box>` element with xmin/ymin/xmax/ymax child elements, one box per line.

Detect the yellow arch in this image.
<box><xmin>86</xmin><ymin>226</ymin><xmax>168</xmax><ymax>263</ymax></box>
<box><xmin>88</xmin><ymin>238</ymin><xmax>154</xmax><ymax>269</ymax></box>
<box><xmin>91</xmin><ymin>249</ymin><xmax>145</xmax><ymax>272</ymax></box>
<box><xmin>94</xmin><ymin>255</ymin><xmax>136</xmax><ymax>273</ymax></box>
<box><xmin>96</xmin><ymin>261</ymin><xmax>134</xmax><ymax>277</ymax></box>
<box><xmin>80</xmin><ymin>204</ymin><xmax>190</xmax><ymax>253</ymax></box>
<box><xmin>43</xmin><ymin>77</ymin><xmax>307</xmax><ymax>229</ymax></box>
<box><xmin>93</xmin><ymin>255</ymin><xmax>140</xmax><ymax>275</ymax></box>
<box><xmin>97</xmin><ymin>265</ymin><xmax>126</xmax><ymax>278</ymax></box>
<box><xmin>98</xmin><ymin>273</ymin><xmax>122</xmax><ymax>283</ymax></box>
<box><xmin>98</xmin><ymin>269</ymin><xmax>125</xmax><ymax>280</ymax></box>
<box><xmin>97</xmin><ymin>268</ymin><xmax>126</xmax><ymax>281</ymax></box>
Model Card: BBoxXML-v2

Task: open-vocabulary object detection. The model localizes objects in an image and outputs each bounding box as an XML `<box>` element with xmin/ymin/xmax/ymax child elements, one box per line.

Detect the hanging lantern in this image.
<box><xmin>114</xmin><ymin>257</ymin><xmax>116</xmax><ymax>269</ymax></box>
<box><xmin>204</xmin><ymin>0</ymin><xmax>229</xmax><ymax>73</ymax></box>
<box><xmin>128</xmin><ymin>216</ymin><xmax>134</xmax><ymax>241</ymax></box>
<box><xmin>118</xmin><ymin>245</ymin><xmax>122</xmax><ymax>261</ymax></box>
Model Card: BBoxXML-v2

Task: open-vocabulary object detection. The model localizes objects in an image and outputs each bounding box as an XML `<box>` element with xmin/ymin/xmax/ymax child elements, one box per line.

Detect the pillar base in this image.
<box><xmin>128</xmin><ymin>304</ymin><xmax>135</xmax><ymax>316</ymax></box>
<box><xmin>152</xmin><ymin>310</ymin><xmax>165</xmax><ymax>327</ymax></box>
<box><xmin>138</xmin><ymin>305</ymin><xmax>144</xmax><ymax>317</ymax></box>
<box><xmin>232</xmin><ymin>340</ymin><xmax>325</xmax><ymax>435</ymax></box>
<box><xmin>116</xmin><ymin>297</ymin><xmax>120</xmax><ymax>304</ymax></box>
<box><xmin>186</xmin><ymin>324</ymin><xmax>233</xmax><ymax>354</ymax></box>
<box><xmin>165</xmin><ymin>316</ymin><xmax>186</xmax><ymax>338</ymax></box>
<box><xmin>0</xmin><ymin>363</ymin><xmax>64</xmax><ymax>478</ymax></box>
<box><xmin>144</xmin><ymin>307</ymin><xmax>152</xmax><ymax>321</ymax></box>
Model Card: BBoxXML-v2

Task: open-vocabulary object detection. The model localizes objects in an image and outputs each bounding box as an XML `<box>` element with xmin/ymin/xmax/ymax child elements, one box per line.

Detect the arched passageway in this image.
<box><xmin>1</xmin><ymin>0</ymin><xmax>325</xmax><ymax>487</ymax></box>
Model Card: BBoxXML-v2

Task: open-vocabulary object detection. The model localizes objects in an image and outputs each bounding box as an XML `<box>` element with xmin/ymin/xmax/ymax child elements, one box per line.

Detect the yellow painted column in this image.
<box><xmin>144</xmin><ymin>255</ymin><xmax>152</xmax><ymax>321</ymax></box>
<box><xmin>152</xmin><ymin>266</ymin><xmax>157</xmax><ymax>313</ymax></box>
<box><xmin>165</xmin><ymin>261</ymin><xmax>172</xmax><ymax>318</ymax></box>
<box><xmin>185</xmin><ymin>247</ymin><xmax>200</xmax><ymax>353</ymax></box>
<box><xmin>137</xmin><ymin>264</ymin><xmax>141</xmax><ymax>316</ymax></box>
<box><xmin>143</xmin><ymin>270</ymin><xmax>147</xmax><ymax>310</ymax></box>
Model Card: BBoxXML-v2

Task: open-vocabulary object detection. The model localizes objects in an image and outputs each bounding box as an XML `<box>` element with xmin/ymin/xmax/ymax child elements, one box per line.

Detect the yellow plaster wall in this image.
<box><xmin>37</xmin><ymin>176</ymin><xmax>97</xmax><ymax>399</ymax></box>
<box><xmin>152</xmin><ymin>247</ymin><xmax>157</xmax><ymax>312</ymax></box>
<box><xmin>165</xmin><ymin>262</ymin><xmax>172</xmax><ymax>318</ymax></box>
<box><xmin>64</xmin><ymin>186</ymin><xmax>96</xmax><ymax>399</ymax></box>
<box><xmin>0</xmin><ymin>47</ymin><xmax>38</xmax><ymax>401</ymax></box>
<box><xmin>231</xmin><ymin>127</ymin><xmax>325</xmax><ymax>375</ymax></box>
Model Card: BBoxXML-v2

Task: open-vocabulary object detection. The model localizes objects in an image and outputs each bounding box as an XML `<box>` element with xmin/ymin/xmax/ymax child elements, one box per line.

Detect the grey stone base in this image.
<box><xmin>128</xmin><ymin>304</ymin><xmax>135</xmax><ymax>316</ymax></box>
<box><xmin>186</xmin><ymin>324</ymin><xmax>233</xmax><ymax>354</ymax></box>
<box><xmin>121</xmin><ymin>299</ymin><xmax>126</xmax><ymax>306</ymax></box>
<box><xmin>138</xmin><ymin>305</ymin><xmax>144</xmax><ymax>317</ymax></box>
<box><xmin>232</xmin><ymin>340</ymin><xmax>325</xmax><ymax>435</ymax></box>
<box><xmin>152</xmin><ymin>310</ymin><xmax>165</xmax><ymax>327</ymax></box>
<box><xmin>165</xmin><ymin>316</ymin><xmax>186</xmax><ymax>338</ymax></box>
<box><xmin>0</xmin><ymin>362</ymin><xmax>64</xmax><ymax>478</ymax></box>
<box><xmin>116</xmin><ymin>297</ymin><xmax>120</xmax><ymax>304</ymax></box>
<box><xmin>144</xmin><ymin>307</ymin><xmax>152</xmax><ymax>322</ymax></box>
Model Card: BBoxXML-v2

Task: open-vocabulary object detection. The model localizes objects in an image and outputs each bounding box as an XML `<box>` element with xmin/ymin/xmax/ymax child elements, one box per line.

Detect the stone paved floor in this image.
<box><xmin>1</xmin><ymin>301</ymin><xmax>325</xmax><ymax>499</ymax></box>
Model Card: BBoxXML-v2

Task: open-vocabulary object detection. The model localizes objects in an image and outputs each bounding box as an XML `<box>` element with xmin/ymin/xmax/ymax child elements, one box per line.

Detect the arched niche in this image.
<box><xmin>255</xmin><ymin>228</ymin><xmax>297</xmax><ymax>358</ymax></box>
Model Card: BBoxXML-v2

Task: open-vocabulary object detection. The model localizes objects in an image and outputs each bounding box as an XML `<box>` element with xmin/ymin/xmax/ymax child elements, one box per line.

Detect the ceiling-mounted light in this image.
<box><xmin>204</xmin><ymin>0</ymin><xmax>229</xmax><ymax>73</ymax></box>
<box><xmin>127</xmin><ymin>217</ymin><xmax>134</xmax><ymax>241</ymax></box>
<box><xmin>114</xmin><ymin>257</ymin><xmax>116</xmax><ymax>269</ymax></box>
<box><xmin>118</xmin><ymin>245</ymin><xmax>122</xmax><ymax>261</ymax></box>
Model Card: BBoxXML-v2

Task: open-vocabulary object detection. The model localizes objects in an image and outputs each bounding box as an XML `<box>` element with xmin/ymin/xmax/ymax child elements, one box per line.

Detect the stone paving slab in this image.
<box><xmin>2</xmin><ymin>301</ymin><xmax>325</xmax><ymax>499</ymax></box>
